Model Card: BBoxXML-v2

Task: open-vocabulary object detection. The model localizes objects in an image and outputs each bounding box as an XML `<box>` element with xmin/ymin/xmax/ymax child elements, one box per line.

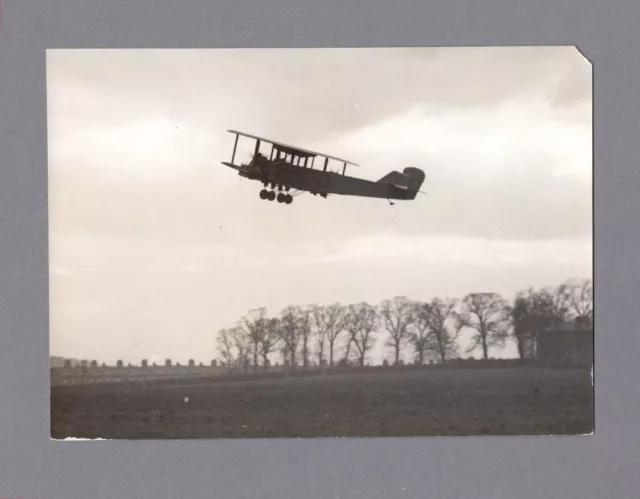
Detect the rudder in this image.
<box><xmin>403</xmin><ymin>167</ymin><xmax>425</xmax><ymax>192</ymax></box>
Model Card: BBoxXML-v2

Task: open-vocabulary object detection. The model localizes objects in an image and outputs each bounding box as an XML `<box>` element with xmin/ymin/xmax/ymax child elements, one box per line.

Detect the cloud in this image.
<box><xmin>332</xmin><ymin>101</ymin><xmax>591</xmax><ymax>181</ymax></box>
<box><xmin>306</xmin><ymin>233</ymin><xmax>592</xmax><ymax>267</ymax></box>
<box><xmin>47</xmin><ymin>47</ymin><xmax>590</xmax><ymax>142</ymax></box>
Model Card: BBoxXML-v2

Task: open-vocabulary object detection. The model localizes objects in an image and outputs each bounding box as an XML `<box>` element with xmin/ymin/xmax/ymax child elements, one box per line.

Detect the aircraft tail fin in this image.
<box><xmin>376</xmin><ymin>167</ymin><xmax>425</xmax><ymax>199</ymax></box>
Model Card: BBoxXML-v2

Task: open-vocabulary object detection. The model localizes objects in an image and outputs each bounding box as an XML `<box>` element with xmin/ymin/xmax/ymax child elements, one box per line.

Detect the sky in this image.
<box><xmin>47</xmin><ymin>47</ymin><xmax>592</xmax><ymax>365</ymax></box>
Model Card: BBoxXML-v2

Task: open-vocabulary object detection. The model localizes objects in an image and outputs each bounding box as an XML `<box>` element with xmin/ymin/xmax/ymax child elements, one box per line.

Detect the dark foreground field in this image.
<box><xmin>51</xmin><ymin>367</ymin><xmax>593</xmax><ymax>439</ymax></box>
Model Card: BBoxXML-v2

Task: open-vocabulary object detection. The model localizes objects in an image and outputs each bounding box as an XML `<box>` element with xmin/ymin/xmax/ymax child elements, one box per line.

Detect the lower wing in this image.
<box><xmin>221</xmin><ymin>161</ymin><xmax>283</xmax><ymax>185</ymax></box>
<box><xmin>221</xmin><ymin>161</ymin><xmax>246</xmax><ymax>172</ymax></box>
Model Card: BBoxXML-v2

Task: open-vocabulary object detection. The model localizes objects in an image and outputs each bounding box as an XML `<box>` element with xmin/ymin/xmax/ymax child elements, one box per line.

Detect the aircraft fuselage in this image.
<box><xmin>229</xmin><ymin>157</ymin><xmax>420</xmax><ymax>200</ymax></box>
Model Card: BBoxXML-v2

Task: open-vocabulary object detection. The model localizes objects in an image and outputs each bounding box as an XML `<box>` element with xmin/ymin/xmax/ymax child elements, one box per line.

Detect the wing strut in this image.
<box><xmin>231</xmin><ymin>133</ymin><xmax>239</xmax><ymax>164</ymax></box>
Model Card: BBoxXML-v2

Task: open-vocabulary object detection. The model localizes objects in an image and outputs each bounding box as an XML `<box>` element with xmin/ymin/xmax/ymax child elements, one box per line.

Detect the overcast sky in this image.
<box><xmin>47</xmin><ymin>47</ymin><xmax>592</xmax><ymax>365</ymax></box>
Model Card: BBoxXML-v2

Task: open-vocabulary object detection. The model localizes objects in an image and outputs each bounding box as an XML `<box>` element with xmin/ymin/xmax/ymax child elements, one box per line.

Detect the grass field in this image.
<box><xmin>50</xmin><ymin>367</ymin><xmax>593</xmax><ymax>439</ymax></box>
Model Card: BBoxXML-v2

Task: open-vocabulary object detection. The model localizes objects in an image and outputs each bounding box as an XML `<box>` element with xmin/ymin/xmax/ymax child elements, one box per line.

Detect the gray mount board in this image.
<box><xmin>0</xmin><ymin>0</ymin><xmax>637</xmax><ymax>498</ymax></box>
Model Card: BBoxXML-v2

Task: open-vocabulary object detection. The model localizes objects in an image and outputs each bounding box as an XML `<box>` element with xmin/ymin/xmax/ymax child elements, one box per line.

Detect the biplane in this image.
<box><xmin>221</xmin><ymin>130</ymin><xmax>425</xmax><ymax>205</ymax></box>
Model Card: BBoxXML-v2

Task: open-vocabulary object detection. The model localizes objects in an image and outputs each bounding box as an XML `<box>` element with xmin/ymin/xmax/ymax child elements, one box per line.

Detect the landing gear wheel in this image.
<box><xmin>277</xmin><ymin>193</ymin><xmax>285</xmax><ymax>203</ymax></box>
<box><xmin>284</xmin><ymin>194</ymin><xmax>293</xmax><ymax>205</ymax></box>
<box><xmin>259</xmin><ymin>189</ymin><xmax>268</xmax><ymax>200</ymax></box>
<box><xmin>267</xmin><ymin>191</ymin><xmax>276</xmax><ymax>201</ymax></box>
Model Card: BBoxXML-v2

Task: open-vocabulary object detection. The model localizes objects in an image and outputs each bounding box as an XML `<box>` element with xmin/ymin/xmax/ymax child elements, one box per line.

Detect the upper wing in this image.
<box><xmin>227</xmin><ymin>129</ymin><xmax>359</xmax><ymax>166</ymax></box>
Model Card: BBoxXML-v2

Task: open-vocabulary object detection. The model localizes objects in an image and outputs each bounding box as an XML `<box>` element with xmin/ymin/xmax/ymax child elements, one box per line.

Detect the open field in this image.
<box><xmin>51</xmin><ymin>367</ymin><xmax>593</xmax><ymax>439</ymax></box>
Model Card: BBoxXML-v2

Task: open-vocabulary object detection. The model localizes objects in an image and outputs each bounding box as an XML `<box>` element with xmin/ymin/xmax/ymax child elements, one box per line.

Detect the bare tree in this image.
<box><xmin>511</xmin><ymin>294</ymin><xmax>535</xmax><ymax>360</ymax></box>
<box><xmin>279</xmin><ymin>305</ymin><xmax>302</xmax><ymax>370</ymax></box>
<box><xmin>342</xmin><ymin>333</ymin><xmax>356</xmax><ymax>364</ymax></box>
<box><xmin>311</xmin><ymin>305</ymin><xmax>327</xmax><ymax>365</ymax></box>
<box><xmin>456</xmin><ymin>293</ymin><xmax>510</xmax><ymax>360</ymax></box>
<box><xmin>563</xmin><ymin>278</ymin><xmax>593</xmax><ymax>324</ymax></box>
<box><xmin>342</xmin><ymin>305</ymin><xmax>359</xmax><ymax>365</ymax></box>
<box><xmin>278</xmin><ymin>342</ymin><xmax>290</xmax><ymax>366</ymax></box>
<box><xmin>216</xmin><ymin>328</ymin><xmax>235</xmax><ymax>374</ymax></box>
<box><xmin>240</xmin><ymin>307</ymin><xmax>269</xmax><ymax>373</ymax></box>
<box><xmin>346</xmin><ymin>303</ymin><xmax>379</xmax><ymax>366</ymax></box>
<box><xmin>380</xmin><ymin>296</ymin><xmax>414</xmax><ymax>365</ymax></box>
<box><xmin>298</xmin><ymin>306</ymin><xmax>314</xmax><ymax>370</ymax></box>
<box><xmin>544</xmin><ymin>284</ymin><xmax>572</xmax><ymax>321</ymax></box>
<box><xmin>425</xmin><ymin>298</ymin><xmax>460</xmax><ymax>363</ymax></box>
<box><xmin>259</xmin><ymin>317</ymin><xmax>280</xmax><ymax>369</ymax></box>
<box><xmin>408</xmin><ymin>302</ymin><xmax>432</xmax><ymax>364</ymax></box>
<box><xmin>314</xmin><ymin>303</ymin><xmax>345</xmax><ymax>368</ymax></box>
<box><xmin>230</xmin><ymin>326</ymin><xmax>251</xmax><ymax>373</ymax></box>
<box><xmin>510</xmin><ymin>287</ymin><xmax>557</xmax><ymax>359</ymax></box>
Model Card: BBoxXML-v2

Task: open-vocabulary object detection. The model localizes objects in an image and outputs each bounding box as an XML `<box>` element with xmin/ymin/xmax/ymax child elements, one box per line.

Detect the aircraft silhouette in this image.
<box><xmin>222</xmin><ymin>129</ymin><xmax>425</xmax><ymax>205</ymax></box>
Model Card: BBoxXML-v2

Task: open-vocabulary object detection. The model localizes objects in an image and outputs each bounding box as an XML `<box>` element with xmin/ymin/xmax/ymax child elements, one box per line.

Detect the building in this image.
<box><xmin>536</xmin><ymin>318</ymin><xmax>593</xmax><ymax>366</ymax></box>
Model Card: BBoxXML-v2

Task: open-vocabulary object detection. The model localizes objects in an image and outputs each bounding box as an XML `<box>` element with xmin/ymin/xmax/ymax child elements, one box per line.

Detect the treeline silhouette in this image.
<box><xmin>216</xmin><ymin>278</ymin><xmax>593</xmax><ymax>373</ymax></box>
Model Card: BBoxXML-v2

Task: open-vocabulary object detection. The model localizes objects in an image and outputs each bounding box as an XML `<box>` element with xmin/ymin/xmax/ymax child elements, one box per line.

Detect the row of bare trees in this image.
<box><xmin>217</xmin><ymin>278</ymin><xmax>592</xmax><ymax>372</ymax></box>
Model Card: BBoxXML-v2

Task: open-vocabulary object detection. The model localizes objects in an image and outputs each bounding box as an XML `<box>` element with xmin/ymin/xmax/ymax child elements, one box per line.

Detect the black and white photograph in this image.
<box><xmin>48</xmin><ymin>47</ymin><xmax>593</xmax><ymax>439</ymax></box>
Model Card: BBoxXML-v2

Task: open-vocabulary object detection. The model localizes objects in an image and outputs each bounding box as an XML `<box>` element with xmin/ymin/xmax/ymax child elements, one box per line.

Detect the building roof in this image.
<box><xmin>541</xmin><ymin>317</ymin><xmax>593</xmax><ymax>333</ymax></box>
